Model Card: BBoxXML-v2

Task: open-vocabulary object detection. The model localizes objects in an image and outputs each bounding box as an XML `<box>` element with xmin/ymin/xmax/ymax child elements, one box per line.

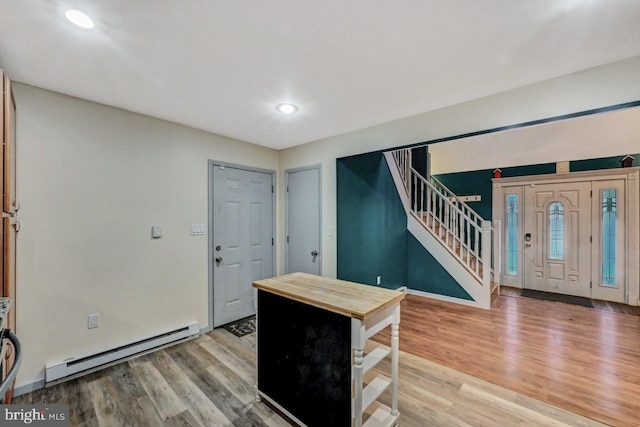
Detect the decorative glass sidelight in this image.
<box><xmin>549</xmin><ymin>202</ymin><xmax>564</xmax><ymax>260</ymax></box>
<box><xmin>506</xmin><ymin>194</ymin><xmax>518</xmax><ymax>275</ymax></box>
<box><xmin>602</xmin><ymin>189</ymin><xmax>617</xmax><ymax>286</ymax></box>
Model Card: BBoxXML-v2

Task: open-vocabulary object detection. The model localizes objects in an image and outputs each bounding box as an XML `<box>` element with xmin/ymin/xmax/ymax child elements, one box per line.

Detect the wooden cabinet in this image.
<box><xmin>3</xmin><ymin>71</ymin><xmax>17</xmax><ymax>215</ymax></box>
<box><xmin>253</xmin><ymin>273</ymin><xmax>405</xmax><ymax>427</ymax></box>
<box><xmin>3</xmin><ymin>217</ymin><xmax>16</xmax><ymax>329</ymax></box>
<box><xmin>0</xmin><ymin>69</ymin><xmax>18</xmax><ymax>403</ymax></box>
<box><xmin>0</xmin><ymin>69</ymin><xmax>17</xmax><ymax>331</ymax></box>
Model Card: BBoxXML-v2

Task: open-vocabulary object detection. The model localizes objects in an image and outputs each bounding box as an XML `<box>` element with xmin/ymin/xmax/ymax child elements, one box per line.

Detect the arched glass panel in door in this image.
<box><xmin>549</xmin><ymin>202</ymin><xmax>564</xmax><ymax>260</ymax></box>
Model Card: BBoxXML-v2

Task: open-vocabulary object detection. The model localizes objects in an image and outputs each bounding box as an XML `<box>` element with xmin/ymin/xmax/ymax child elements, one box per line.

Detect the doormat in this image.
<box><xmin>223</xmin><ymin>315</ymin><xmax>256</xmax><ymax>337</ymax></box>
<box><xmin>520</xmin><ymin>289</ymin><xmax>594</xmax><ymax>308</ymax></box>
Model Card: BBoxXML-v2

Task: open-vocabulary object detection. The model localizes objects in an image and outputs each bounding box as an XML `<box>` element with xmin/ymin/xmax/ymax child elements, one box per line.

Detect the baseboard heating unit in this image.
<box><xmin>45</xmin><ymin>322</ymin><xmax>199</xmax><ymax>383</ymax></box>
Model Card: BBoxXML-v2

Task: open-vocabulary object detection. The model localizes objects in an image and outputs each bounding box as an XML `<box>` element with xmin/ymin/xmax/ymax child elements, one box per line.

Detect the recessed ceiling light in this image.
<box><xmin>65</xmin><ymin>10</ymin><xmax>95</xmax><ymax>29</ymax></box>
<box><xmin>275</xmin><ymin>103</ymin><xmax>299</xmax><ymax>114</ymax></box>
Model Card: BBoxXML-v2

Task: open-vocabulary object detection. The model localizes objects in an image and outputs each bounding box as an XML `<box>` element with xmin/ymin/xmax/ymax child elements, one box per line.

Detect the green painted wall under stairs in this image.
<box><xmin>337</xmin><ymin>151</ymin><xmax>471</xmax><ymax>298</ymax></box>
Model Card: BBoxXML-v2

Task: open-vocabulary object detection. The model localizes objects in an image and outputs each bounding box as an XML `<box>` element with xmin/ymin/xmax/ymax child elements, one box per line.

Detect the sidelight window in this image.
<box><xmin>602</xmin><ymin>189</ymin><xmax>617</xmax><ymax>286</ymax></box>
<box><xmin>506</xmin><ymin>194</ymin><xmax>518</xmax><ymax>275</ymax></box>
<box><xmin>549</xmin><ymin>202</ymin><xmax>564</xmax><ymax>260</ymax></box>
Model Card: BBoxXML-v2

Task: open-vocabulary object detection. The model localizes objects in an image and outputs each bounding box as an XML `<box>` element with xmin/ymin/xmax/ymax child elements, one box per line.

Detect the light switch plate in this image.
<box><xmin>152</xmin><ymin>225</ymin><xmax>162</xmax><ymax>238</ymax></box>
<box><xmin>88</xmin><ymin>313</ymin><xmax>100</xmax><ymax>329</ymax></box>
<box><xmin>190</xmin><ymin>224</ymin><xmax>206</xmax><ymax>236</ymax></box>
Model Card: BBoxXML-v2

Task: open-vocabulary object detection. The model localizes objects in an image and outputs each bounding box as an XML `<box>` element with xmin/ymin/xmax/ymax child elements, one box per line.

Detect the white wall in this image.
<box><xmin>278</xmin><ymin>55</ymin><xmax>640</xmax><ymax>278</ymax></box>
<box><xmin>430</xmin><ymin>106</ymin><xmax>640</xmax><ymax>174</ymax></box>
<box><xmin>12</xmin><ymin>55</ymin><xmax>640</xmax><ymax>388</ymax></box>
<box><xmin>14</xmin><ymin>83</ymin><xmax>279</xmax><ymax>385</ymax></box>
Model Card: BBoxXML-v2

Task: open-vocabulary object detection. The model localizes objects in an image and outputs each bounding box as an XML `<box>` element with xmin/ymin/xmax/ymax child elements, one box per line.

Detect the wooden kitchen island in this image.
<box><xmin>253</xmin><ymin>273</ymin><xmax>405</xmax><ymax>427</ymax></box>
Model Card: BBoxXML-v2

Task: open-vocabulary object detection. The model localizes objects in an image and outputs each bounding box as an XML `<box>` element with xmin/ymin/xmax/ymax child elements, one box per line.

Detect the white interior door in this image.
<box><xmin>286</xmin><ymin>166</ymin><xmax>321</xmax><ymax>275</ymax></box>
<box><xmin>213</xmin><ymin>165</ymin><xmax>273</xmax><ymax>327</ymax></box>
<box><xmin>591</xmin><ymin>180</ymin><xmax>626</xmax><ymax>303</ymax></box>
<box><xmin>523</xmin><ymin>182</ymin><xmax>591</xmax><ymax>298</ymax></box>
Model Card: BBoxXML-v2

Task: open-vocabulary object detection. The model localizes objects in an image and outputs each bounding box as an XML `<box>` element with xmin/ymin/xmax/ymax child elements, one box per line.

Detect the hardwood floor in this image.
<box><xmin>15</xmin><ymin>331</ymin><xmax>289</xmax><ymax>427</ymax></box>
<box><xmin>15</xmin><ymin>325</ymin><xmax>606</xmax><ymax>427</ymax></box>
<box><xmin>501</xmin><ymin>286</ymin><xmax>640</xmax><ymax>316</ymax></box>
<box><xmin>376</xmin><ymin>293</ymin><xmax>640</xmax><ymax>427</ymax></box>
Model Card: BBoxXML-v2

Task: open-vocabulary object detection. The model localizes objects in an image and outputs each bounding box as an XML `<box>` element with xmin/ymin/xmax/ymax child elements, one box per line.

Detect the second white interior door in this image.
<box><xmin>286</xmin><ymin>166</ymin><xmax>321</xmax><ymax>275</ymax></box>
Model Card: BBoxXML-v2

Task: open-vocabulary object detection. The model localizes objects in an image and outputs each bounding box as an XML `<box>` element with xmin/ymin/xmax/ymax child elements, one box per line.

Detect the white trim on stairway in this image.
<box><xmin>384</xmin><ymin>151</ymin><xmax>492</xmax><ymax>309</ymax></box>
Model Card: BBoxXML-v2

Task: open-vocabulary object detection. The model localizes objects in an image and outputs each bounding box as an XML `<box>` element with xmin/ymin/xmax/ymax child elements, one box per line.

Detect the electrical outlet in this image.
<box><xmin>88</xmin><ymin>313</ymin><xmax>100</xmax><ymax>329</ymax></box>
<box><xmin>151</xmin><ymin>225</ymin><xmax>162</xmax><ymax>238</ymax></box>
<box><xmin>376</xmin><ymin>276</ymin><xmax>381</xmax><ymax>285</ymax></box>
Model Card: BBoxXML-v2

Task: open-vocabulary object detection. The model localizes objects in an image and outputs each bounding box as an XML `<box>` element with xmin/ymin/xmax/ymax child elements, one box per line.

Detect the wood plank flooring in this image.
<box><xmin>15</xmin><ymin>325</ymin><xmax>606</xmax><ymax>427</ymax></box>
<box><xmin>15</xmin><ymin>331</ymin><xmax>289</xmax><ymax>427</ymax></box>
<box><xmin>375</xmin><ymin>293</ymin><xmax>640</xmax><ymax>427</ymax></box>
<box><xmin>501</xmin><ymin>286</ymin><xmax>640</xmax><ymax>316</ymax></box>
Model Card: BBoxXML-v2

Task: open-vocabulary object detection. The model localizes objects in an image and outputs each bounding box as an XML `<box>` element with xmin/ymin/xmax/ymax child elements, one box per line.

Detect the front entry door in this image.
<box><xmin>523</xmin><ymin>182</ymin><xmax>591</xmax><ymax>298</ymax></box>
<box><xmin>213</xmin><ymin>165</ymin><xmax>273</xmax><ymax>327</ymax></box>
<box><xmin>286</xmin><ymin>166</ymin><xmax>321</xmax><ymax>275</ymax></box>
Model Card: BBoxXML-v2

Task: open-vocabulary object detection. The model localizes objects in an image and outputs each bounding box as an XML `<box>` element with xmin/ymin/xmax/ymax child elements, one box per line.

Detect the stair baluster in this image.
<box><xmin>389</xmin><ymin>148</ymin><xmax>501</xmax><ymax>308</ymax></box>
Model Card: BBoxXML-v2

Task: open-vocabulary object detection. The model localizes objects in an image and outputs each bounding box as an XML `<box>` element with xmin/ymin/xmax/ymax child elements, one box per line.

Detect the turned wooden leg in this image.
<box><xmin>391</xmin><ymin>305</ymin><xmax>400</xmax><ymax>417</ymax></box>
<box><xmin>352</xmin><ymin>319</ymin><xmax>365</xmax><ymax>427</ymax></box>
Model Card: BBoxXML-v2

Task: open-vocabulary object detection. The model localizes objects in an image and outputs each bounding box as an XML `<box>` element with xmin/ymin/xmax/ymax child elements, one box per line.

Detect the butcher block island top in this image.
<box><xmin>252</xmin><ymin>272</ymin><xmax>405</xmax><ymax>320</ymax></box>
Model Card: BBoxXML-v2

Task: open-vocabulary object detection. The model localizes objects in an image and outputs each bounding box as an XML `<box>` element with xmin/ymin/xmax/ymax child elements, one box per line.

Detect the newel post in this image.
<box><xmin>493</xmin><ymin>219</ymin><xmax>502</xmax><ymax>287</ymax></box>
<box><xmin>481</xmin><ymin>220</ymin><xmax>492</xmax><ymax>309</ymax></box>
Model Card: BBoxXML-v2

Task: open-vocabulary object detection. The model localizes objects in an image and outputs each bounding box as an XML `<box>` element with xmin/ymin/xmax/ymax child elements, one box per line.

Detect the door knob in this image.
<box><xmin>311</xmin><ymin>250</ymin><xmax>318</xmax><ymax>256</ymax></box>
<box><xmin>215</xmin><ymin>257</ymin><xmax>223</xmax><ymax>263</ymax></box>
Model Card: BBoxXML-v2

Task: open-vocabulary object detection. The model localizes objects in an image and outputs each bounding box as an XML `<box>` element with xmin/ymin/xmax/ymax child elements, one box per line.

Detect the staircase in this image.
<box><xmin>385</xmin><ymin>148</ymin><xmax>501</xmax><ymax>309</ymax></box>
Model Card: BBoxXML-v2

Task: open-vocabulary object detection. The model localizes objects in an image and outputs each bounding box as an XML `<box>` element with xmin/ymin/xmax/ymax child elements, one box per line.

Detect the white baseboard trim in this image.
<box><xmin>407</xmin><ymin>288</ymin><xmax>481</xmax><ymax>308</ymax></box>
<box><xmin>14</xmin><ymin>377</ymin><xmax>45</xmax><ymax>397</ymax></box>
<box><xmin>14</xmin><ymin>329</ymin><xmax>203</xmax><ymax>398</ymax></box>
<box><xmin>46</xmin><ymin>322</ymin><xmax>199</xmax><ymax>384</ymax></box>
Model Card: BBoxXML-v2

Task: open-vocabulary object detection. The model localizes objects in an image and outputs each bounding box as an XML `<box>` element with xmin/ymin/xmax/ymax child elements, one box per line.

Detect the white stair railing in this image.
<box><xmin>392</xmin><ymin>149</ymin><xmax>411</xmax><ymax>196</ymax></box>
<box><xmin>391</xmin><ymin>148</ymin><xmax>500</xmax><ymax>299</ymax></box>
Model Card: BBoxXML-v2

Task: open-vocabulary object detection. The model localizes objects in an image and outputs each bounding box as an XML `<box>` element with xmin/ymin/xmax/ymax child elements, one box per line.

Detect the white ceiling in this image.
<box><xmin>0</xmin><ymin>1</ymin><xmax>639</xmax><ymax>150</ymax></box>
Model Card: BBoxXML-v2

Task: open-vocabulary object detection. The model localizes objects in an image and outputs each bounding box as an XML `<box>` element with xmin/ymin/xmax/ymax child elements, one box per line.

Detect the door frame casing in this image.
<box><xmin>284</xmin><ymin>164</ymin><xmax>322</xmax><ymax>275</ymax></box>
<box><xmin>492</xmin><ymin>167</ymin><xmax>639</xmax><ymax>305</ymax></box>
<box><xmin>207</xmin><ymin>160</ymin><xmax>276</xmax><ymax>332</ymax></box>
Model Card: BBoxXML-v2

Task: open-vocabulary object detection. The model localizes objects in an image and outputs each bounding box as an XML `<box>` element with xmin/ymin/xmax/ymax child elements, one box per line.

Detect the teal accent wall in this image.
<box><xmin>435</xmin><ymin>163</ymin><xmax>556</xmax><ymax>221</ymax></box>
<box><xmin>337</xmin><ymin>152</ymin><xmax>407</xmax><ymax>289</ymax></box>
<box><xmin>407</xmin><ymin>235</ymin><xmax>472</xmax><ymax>299</ymax></box>
<box><xmin>571</xmin><ymin>154</ymin><xmax>638</xmax><ymax>172</ymax></box>
<box><xmin>435</xmin><ymin>154</ymin><xmax>636</xmax><ymax>222</ymax></box>
<box><xmin>337</xmin><ymin>152</ymin><xmax>474</xmax><ymax>298</ymax></box>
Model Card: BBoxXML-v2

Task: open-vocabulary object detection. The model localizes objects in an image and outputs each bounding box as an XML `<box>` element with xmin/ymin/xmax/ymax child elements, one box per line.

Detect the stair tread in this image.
<box><xmin>415</xmin><ymin>214</ymin><xmax>485</xmax><ymax>281</ymax></box>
